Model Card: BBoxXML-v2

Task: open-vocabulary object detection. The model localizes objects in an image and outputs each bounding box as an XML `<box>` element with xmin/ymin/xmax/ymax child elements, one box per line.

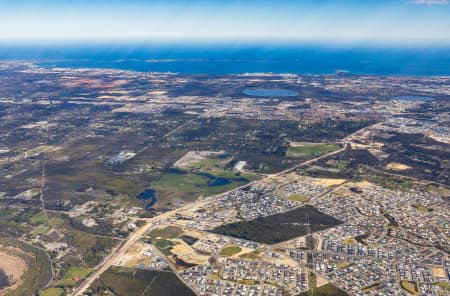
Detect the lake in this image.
<box><xmin>136</xmin><ymin>189</ymin><xmax>157</xmax><ymax>209</ymax></box>
<box><xmin>394</xmin><ymin>95</ymin><xmax>434</xmax><ymax>102</ymax></box>
<box><xmin>243</xmin><ymin>88</ymin><xmax>298</xmax><ymax>97</ymax></box>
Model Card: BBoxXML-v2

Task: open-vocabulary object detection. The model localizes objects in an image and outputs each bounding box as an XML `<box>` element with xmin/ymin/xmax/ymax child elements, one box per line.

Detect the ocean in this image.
<box><xmin>0</xmin><ymin>42</ymin><xmax>449</xmax><ymax>76</ymax></box>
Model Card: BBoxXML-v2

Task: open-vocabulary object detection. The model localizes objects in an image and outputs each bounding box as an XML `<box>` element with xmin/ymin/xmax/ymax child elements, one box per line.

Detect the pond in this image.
<box><xmin>243</xmin><ymin>88</ymin><xmax>298</xmax><ymax>97</ymax></box>
<box><xmin>136</xmin><ymin>189</ymin><xmax>157</xmax><ymax>209</ymax></box>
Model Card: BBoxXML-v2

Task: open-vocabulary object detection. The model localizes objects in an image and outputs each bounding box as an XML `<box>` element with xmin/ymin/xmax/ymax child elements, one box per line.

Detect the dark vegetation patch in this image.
<box><xmin>90</xmin><ymin>266</ymin><xmax>195</xmax><ymax>296</ymax></box>
<box><xmin>299</xmin><ymin>283</ymin><xmax>349</xmax><ymax>296</ymax></box>
<box><xmin>180</xmin><ymin>235</ymin><xmax>198</xmax><ymax>245</ymax></box>
<box><xmin>299</xmin><ymin>149</ymin><xmax>379</xmax><ymax>179</ymax></box>
<box><xmin>358</xmin><ymin>166</ymin><xmax>417</xmax><ymax>192</ymax></box>
<box><xmin>376</xmin><ymin>131</ymin><xmax>450</xmax><ymax>184</ymax></box>
<box><xmin>165</xmin><ymin>118</ymin><xmax>375</xmax><ymax>173</ymax></box>
<box><xmin>147</xmin><ymin>226</ymin><xmax>183</xmax><ymax>240</ymax></box>
<box><xmin>212</xmin><ymin>205</ymin><xmax>342</xmax><ymax>244</ymax></box>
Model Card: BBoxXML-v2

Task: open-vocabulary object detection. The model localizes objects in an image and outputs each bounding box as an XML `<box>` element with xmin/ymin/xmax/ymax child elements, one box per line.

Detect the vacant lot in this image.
<box><xmin>212</xmin><ymin>205</ymin><xmax>342</xmax><ymax>244</ymax></box>
<box><xmin>174</xmin><ymin>151</ymin><xmax>233</xmax><ymax>171</ymax></box>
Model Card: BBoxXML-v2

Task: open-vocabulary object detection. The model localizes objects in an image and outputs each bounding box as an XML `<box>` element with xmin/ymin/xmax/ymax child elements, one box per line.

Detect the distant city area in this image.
<box><xmin>0</xmin><ymin>61</ymin><xmax>449</xmax><ymax>296</ymax></box>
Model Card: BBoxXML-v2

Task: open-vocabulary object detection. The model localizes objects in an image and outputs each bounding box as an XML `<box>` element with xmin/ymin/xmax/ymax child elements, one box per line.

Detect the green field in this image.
<box><xmin>400</xmin><ymin>280</ymin><xmax>418</xmax><ymax>295</ymax></box>
<box><xmin>287</xmin><ymin>194</ymin><xmax>309</xmax><ymax>202</ymax></box>
<box><xmin>148</xmin><ymin>226</ymin><xmax>183</xmax><ymax>239</ymax></box>
<box><xmin>90</xmin><ymin>266</ymin><xmax>195</xmax><ymax>296</ymax></box>
<box><xmin>30</xmin><ymin>211</ymin><xmax>49</xmax><ymax>225</ymax></box>
<box><xmin>40</xmin><ymin>288</ymin><xmax>63</xmax><ymax>296</ymax></box>
<box><xmin>153</xmin><ymin>239</ymin><xmax>175</xmax><ymax>255</ymax></box>
<box><xmin>153</xmin><ymin>169</ymin><xmax>259</xmax><ymax>200</ymax></box>
<box><xmin>287</xmin><ymin>143</ymin><xmax>340</xmax><ymax>158</ymax></box>
<box><xmin>220</xmin><ymin>245</ymin><xmax>242</xmax><ymax>256</ymax></box>
<box><xmin>239</xmin><ymin>250</ymin><xmax>262</xmax><ymax>260</ymax></box>
<box><xmin>56</xmin><ymin>267</ymin><xmax>93</xmax><ymax>287</ymax></box>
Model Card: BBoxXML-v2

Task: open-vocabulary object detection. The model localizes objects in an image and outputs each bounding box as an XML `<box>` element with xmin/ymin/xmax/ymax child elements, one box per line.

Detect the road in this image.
<box><xmin>72</xmin><ymin>209</ymin><xmax>177</xmax><ymax>295</ymax></box>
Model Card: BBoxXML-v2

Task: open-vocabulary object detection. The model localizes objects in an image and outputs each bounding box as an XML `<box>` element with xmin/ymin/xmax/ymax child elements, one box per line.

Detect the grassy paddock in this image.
<box><xmin>220</xmin><ymin>246</ymin><xmax>242</xmax><ymax>256</ymax></box>
<box><xmin>287</xmin><ymin>143</ymin><xmax>340</xmax><ymax>158</ymax></box>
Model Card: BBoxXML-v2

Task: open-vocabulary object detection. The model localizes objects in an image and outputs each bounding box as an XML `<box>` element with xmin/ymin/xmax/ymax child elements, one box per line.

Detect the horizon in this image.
<box><xmin>1</xmin><ymin>0</ymin><xmax>450</xmax><ymax>44</ymax></box>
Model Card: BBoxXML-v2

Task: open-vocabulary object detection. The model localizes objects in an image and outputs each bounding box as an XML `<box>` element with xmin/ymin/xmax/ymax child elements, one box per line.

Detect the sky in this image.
<box><xmin>0</xmin><ymin>0</ymin><xmax>450</xmax><ymax>44</ymax></box>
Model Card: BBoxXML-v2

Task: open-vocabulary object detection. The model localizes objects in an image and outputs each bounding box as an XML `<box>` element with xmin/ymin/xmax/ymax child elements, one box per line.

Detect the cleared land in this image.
<box><xmin>386</xmin><ymin>162</ymin><xmax>412</xmax><ymax>171</ymax></box>
<box><xmin>174</xmin><ymin>151</ymin><xmax>233</xmax><ymax>171</ymax></box>
<box><xmin>0</xmin><ymin>239</ymin><xmax>52</xmax><ymax>296</ymax></box>
<box><xmin>287</xmin><ymin>142</ymin><xmax>340</xmax><ymax>158</ymax></box>
<box><xmin>0</xmin><ymin>252</ymin><xmax>27</xmax><ymax>295</ymax></box>
<box><xmin>212</xmin><ymin>205</ymin><xmax>342</xmax><ymax>244</ymax></box>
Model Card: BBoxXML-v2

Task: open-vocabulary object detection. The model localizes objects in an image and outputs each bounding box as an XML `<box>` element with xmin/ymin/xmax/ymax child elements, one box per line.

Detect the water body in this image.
<box><xmin>168</xmin><ymin>167</ymin><xmax>188</xmax><ymax>174</ymax></box>
<box><xmin>1</xmin><ymin>43</ymin><xmax>450</xmax><ymax>76</ymax></box>
<box><xmin>208</xmin><ymin>177</ymin><xmax>233</xmax><ymax>187</ymax></box>
<box><xmin>243</xmin><ymin>88</ymin><xmax>298</xmax><ymax>97</ymax></box>
<box><xmin>394</xmin><ymin>95</ymin><xmax>434</xmax><ymax>102</ymax></box>
<box><xmin>136</xmin><ymin>189</ymin><xmax>157</xmax><ymax>209</ymax></box>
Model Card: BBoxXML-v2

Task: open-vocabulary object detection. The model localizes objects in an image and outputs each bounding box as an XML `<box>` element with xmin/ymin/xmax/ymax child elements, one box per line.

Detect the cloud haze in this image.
<box><xmin>0</xmin><ymin>1</ymin><xmax>449</xmax><ymax>43</ymax></box>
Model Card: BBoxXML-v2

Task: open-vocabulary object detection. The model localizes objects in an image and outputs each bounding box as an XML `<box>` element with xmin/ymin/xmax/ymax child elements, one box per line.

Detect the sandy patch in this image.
<box><xmin>310</xmin><ymin>178</ymin><xmax>346</xmax><ymax>187</ymax></box>
<box><xmin>114</xmin><ymin>242</ymin><xmax>147</xmax><ymax>266</ymax></box>
<box><xmin>0</xmin><ymin>252</ymin><xmax>27</xmax><ymax>295</ymax></box>
<box><xmin>174</xmin><ymin>150</ymin><xmax>229</xmax><ymax>169</ymax></box>
<box><xmin>81</xmin><ymin>218</ymin><xmax>98</xmax><ymax>228</ymax></box>
<box><xmin>263</xmin><ymin>252</ymin><xmax>299</xmax><ymax>267</ymax></box>
<box><xmin>386</xmin><ymin>162</ymin><xmax>411</xmax><ymax>171</ymax></box>
<box><xmin>431</xmin><ymin>266</ymin><xmax>446</xmax><ymax>278</ymax></box>
<box><xmin>170</xmin><ymin>239</ymin><xmax>209</xmax><ymax>265</ymax></box>
<box><xmin>315</xmin><ymin>275</ymin><xmax>329</xmax><ymax>287</ymax></box>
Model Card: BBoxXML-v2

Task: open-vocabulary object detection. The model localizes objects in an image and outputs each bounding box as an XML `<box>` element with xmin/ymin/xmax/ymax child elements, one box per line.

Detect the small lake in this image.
<box><xmin>136</xmin><ymin>189</ymin><xmax>157</xmax><ymax>209</ymax></box>
<box><xmin>243</xmin><ymin>88</ymin><xmax>298</xmax><ymax>97</ymax></box>
<box><xmin>394</xmin><ymin>95</ymin><xmax>434</xmax><ymax>102</ymax></box>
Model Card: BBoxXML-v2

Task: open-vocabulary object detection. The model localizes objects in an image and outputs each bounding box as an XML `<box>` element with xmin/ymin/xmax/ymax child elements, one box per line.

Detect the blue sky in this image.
<box><xmin>1</xmin><ymin>0</ymin><xmax>449</xmax><ymax>43</ymax></box>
